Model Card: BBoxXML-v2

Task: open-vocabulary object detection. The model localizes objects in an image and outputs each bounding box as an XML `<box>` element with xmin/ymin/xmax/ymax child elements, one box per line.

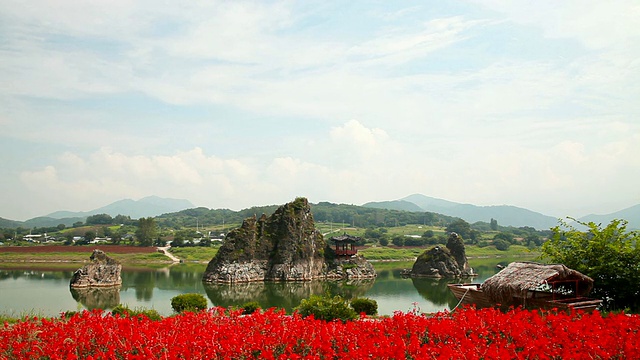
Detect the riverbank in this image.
<box><xmin>359</xmin><ymin>244</ymin><xmax>539</xmax><ymax>261</ymax></box>
<box><xmin>0</xmin><ymin>245</ymin><xmax>174</xmax><ymax>265</ymax></box>
<box><xmin>0</xmin><ymin>244</ymin><xmax>539</xmax><ymax>265</ymax></box>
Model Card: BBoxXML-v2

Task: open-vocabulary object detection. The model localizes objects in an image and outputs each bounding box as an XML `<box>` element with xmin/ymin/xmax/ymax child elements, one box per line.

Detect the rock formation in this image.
<box><xmin>202</xmin><ymin>197</ymin><xmax>376</xmax><ymax>283</ymax></box>
<box><xmin>325</xmin><ymin>255</ymin><xmax>377</xmax><ymax>280</ymax></box>
<box><xmin>203</xmin><ymin>198</ymin><xmax>328</xmax><ymax>283</ymax></box>
<box><xmin>70</xmin><ymin>249</ymin><xmax>122</xmax><ymax>288</ymax></box>
<box><xmin>410</xmin><ymin>232</ymin><xmax>475</xmax><ymax>278</ymax></box>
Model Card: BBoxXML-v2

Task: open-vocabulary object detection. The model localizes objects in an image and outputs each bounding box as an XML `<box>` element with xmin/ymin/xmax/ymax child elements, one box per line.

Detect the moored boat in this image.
<box><xmin>448</xmin><ymin>262</ymin><xmax>602</xmax><ymax>312</ymax></box>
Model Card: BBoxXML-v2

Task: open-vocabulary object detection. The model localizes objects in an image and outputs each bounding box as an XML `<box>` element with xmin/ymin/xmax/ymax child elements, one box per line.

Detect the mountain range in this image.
<box><xmin>1</xmin><ymin>194</ymin><xmax>637</xmax><ymax>230</ymax></box>
<box><xmin>0</xmin><ymin>196</ymin><xmax>194</xmax><ymax>228</ymax></box>
<box><xmin>363</xmin><ymin>194</ymin><xmax>639</xmax><ymax>230</ymax></box>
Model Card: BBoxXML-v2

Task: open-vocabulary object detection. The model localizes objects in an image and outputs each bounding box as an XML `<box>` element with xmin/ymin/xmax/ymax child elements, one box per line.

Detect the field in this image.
<box><xmin>1</xmin><ymin>307</ymin><xmax>639</xmax><ymax>358</ymax></box>
<box><xmin>0</xmin><ymin>245</ymin><xmax>170</xmax><ymax>264</ymax></box>
<box><xmin>168</xmin><ymin>247</ymin><xmax>219</xmax><ymax>262</ymax></box>
<box><xmin>359</xmin><ymin>244</ymin><xmax>538</xmax><ymax>261</ymax></box>
<box><xmin>0</xmin><ymin>245</ymin><xmax>157</xmax><ymax>254</ymax></box>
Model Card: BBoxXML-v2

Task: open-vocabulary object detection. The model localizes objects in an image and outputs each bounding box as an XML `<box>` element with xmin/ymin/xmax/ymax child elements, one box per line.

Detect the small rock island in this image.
<box><xmin>70</xmin><ymin>249</ymin><xmax>122</xmax><ymax>288</ymax></box>
<box><xmin>202</xmin><ymin>197</ymin><xmax>376</xmax><ymax>283</ymax></box>
<box><xmin>410</xmin><ymin>232</ymin><xmax>476</xmax><ymax>278</ymax></box>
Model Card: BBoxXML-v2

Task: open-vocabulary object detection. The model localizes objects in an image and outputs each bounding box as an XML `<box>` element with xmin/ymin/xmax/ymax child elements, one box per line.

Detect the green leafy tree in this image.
<box><xmin>526</xmin><ymin>233</ymin><xmax>541</xmax><ymax>247</ymax></box>
<box><xmin>490</xmin><ymin>218</ymin><xmax>498</xmax><ymax>231</ymax></box>
<box><xmin>135</xmin><ymin>217</ymin><xmax>158</xmax><ymax>247</ymax></box>
<box><xmin>541</xmin><ymin>218</ymin><xmax>640</xmax><ymax>311</ymax></box>
<box><xmin>493</xmin><ymin>239</ymin><xmax>510</xmax><ymax>251</ymax></box>
<box><xmin>391</xmin><ymin>235</ymin><xmax>405</xmax><ymax>247</ymax></box>
<box><xmin>493</xmin><ymin>232</ymin><xmax>515</xmax><ymax>244</ymax></box>
<box><xmin>84</xmin><ymin>231</ymin><xmax>96</xmax><ymax>242</ymax></box>
<box><xmin>86</xmin><ymin>213</ymin><xmax>113</xmax><ymax>225</ymax></box>
<box><xmin>445</xmin><ymin>219</ymin><xmax>472</xmax><ymax>240</ymax></box>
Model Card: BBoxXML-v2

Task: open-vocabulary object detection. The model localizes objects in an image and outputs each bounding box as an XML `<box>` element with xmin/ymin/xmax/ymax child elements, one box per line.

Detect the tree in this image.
<box><xmin>525</xmin><ymin>233</ymin><xmax>541</xmax><ymax>247</ymax></box>
<box><xmin>541</xmin><ymin>218</ymin><xmax>640</xmax><ymax>311</ymax></box>
<box><xmin>445</xmin><ymin>219</ymin><xmax>472</xmax><ymax>240</ymax></box>
<box><xmin>422</xmin><ymin>230</ymin><xmax>434</xmax><ymax>239</ymax></box>
<box><xmin>490</xmin><ymin>218</ymin><xmax>498</xmax><ymax>231</ymax></box>
<box><xmin>493</xmin><ymin>232</ymin><xmax>515</xmax><ymax>244</ymax></box>
<box><xmin>493</xmin><ymin>239</ymin><xmax>510</xmax><ymax>251</ymax></box>
<box><xmin>86</xmin><ymin>213</ymin><xmax>113</xmax><ymax>225</ymax></box>
<box><xmin>391</xmin><ymin>235</ymin><xmax>405</xmax><ymax>247</ymax></box>
<box><xmin>135</xmin><ymin>217</ymin><xmax>158</xmax><ymax>247</ymax></box>
<box><xmin>378</xmin><ymin>236</ymin><xmax>389</xmax><ymax>247</ymax></box>
<box><xmin>84</xmin><ymin>231</ymin><xmax>96</xmax><ymax>242</ymax></box>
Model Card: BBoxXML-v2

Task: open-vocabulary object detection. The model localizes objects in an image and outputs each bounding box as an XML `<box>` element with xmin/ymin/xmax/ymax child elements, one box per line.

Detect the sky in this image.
<box><xmin>1</xmin><ymin>1</ymin><xmax>639</xmax><ymax>221</ymax></box>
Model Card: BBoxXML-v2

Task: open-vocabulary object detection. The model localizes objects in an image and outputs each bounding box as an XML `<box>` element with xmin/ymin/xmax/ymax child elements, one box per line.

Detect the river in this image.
<box><xmin>0</xmin><ymin>257</ymin><xmax>520</xmax><ymax>317</ymax></box>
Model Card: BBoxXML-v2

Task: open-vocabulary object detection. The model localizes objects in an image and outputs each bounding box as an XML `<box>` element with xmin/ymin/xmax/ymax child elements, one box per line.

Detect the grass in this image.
<box><xmin>359</xmin><ymin>244</ymin><xmax>539</xmax><ymax>261</ymax></box>
<box><xmin>0</xmin><ymin>251</ymin><xmax>174</xmax><ymax>264</ymax></box>
<box><xmin>168</xmin><ymin>247</ymin><xmax>219</xmax><ymax>262</ymax></box>
<box><xmin>359</xmin><ymin>247</ymin><xmax>424</xmax><ymax>260</ymax></box>
<box><xmin>466</xmin><ymin>245</ymin><xmax>539</xmax><ymax>258</ymax></box>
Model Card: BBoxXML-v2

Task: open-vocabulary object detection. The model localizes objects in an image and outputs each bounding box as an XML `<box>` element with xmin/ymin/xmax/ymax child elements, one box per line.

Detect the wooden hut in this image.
<box><xmin>448</xmin><ymin>262</ymin><xmax>602</xmax><ymax>312</ymax></box>
<box><xmin>330</xmin><ymin>234</ymin><xmax>359</xmax><ymax>257</ymax></box>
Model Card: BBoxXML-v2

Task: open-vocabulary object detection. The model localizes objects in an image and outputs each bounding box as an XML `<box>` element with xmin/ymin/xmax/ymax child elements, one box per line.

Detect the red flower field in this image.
<box><xmin>1</xmin><ymin>307</ymin><xmax>638</xmax><ymax>359</ymax></box>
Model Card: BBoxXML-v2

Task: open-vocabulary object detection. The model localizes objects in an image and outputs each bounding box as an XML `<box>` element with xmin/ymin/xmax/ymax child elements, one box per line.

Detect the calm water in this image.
<box><xmin>0</xmin><ymin>258</ymin><xmax>517</xmax><ymax>317</ymax></box>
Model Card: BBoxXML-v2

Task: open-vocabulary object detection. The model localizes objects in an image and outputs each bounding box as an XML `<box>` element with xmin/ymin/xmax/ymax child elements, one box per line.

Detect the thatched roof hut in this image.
<box><xmin>480</xmin><ymin>262</ymin><xmax>594</xmax><ymax>305</ymax></box>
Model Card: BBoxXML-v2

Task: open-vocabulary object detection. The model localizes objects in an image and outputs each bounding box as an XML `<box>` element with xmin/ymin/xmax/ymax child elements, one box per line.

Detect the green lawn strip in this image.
<box><xmin>168</xmin><ymin>247</ymin><xmax>218</xmax><ymax>262</ymax></box>
<box><xmin>359</xmin><ymin>245</ymin><xmax>539</xmax><ymax>261</ymax></box>
<box><xmin>0</xmin><ymin>251</ymin><xmax>174</xmax><ymax>264</ymax></box>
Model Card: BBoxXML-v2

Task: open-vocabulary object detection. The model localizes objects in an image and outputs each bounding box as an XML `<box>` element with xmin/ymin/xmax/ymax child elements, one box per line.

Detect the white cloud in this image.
<box><xmin>1</xmin><ymin>1</ymin><xmax>639</xmax><ymax>220</ymax></box>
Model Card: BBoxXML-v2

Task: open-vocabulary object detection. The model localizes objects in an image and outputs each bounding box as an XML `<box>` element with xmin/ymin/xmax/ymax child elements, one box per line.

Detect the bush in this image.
<box><xmin>241</xmin><ymin>301</ymin><xmax>261</xmax><ymax>315</ymax></box>
<box><xmin>171</xmin><ymin>293</ymin><xmax>208</xmax><ymax>313</ymax></box>
<box><xmin>541</xmin><ymin>218</ymin><xmax>640</xmax><ymax>311</ymax></box>
<box><xmin>111</xmin><ymin>304</ymin><xmax>162</xmax><ymax>321</ymax></box>
<box><xmin>493</xmin><ymin>239</ymin><xmax>510</xmax><ymax>251</ymax></box>
<box><xmin>111</xmin><ymin>304</ymin><xmax>130</xmax><ymax>317</ymax></box>
<box><xmin>350</xmin><ymin>297</ymin><xmax>378</xmax><ymax>316</ymax></box>
<box><xmin>294</xmin><ymin>294</ymin><xmax>357</xmax><ymax>322</ymax></box>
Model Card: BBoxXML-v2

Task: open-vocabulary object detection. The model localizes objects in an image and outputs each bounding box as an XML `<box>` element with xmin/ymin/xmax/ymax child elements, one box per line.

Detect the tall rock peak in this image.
<box><xmin>202</xmin><ymin>198</ymin><xmax>328</xmax><ymax>283</ymax></box>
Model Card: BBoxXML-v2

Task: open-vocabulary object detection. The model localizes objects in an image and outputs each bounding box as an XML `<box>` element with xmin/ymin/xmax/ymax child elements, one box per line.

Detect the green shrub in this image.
<box><xmin>241</xmin><ymin>301</ymin><xmax>261</xmax><ymax>315</ymax></box>
<box><xmin>111</xmin><ymin>304</ymin><xmax>131</xmax><ymax>317</ymax></box>
<box><xmin>350</xmin><ymin>297</ymin><xmax>378</xmax><ymax>316</ymax></box>
<box><xmin>111</xmin><ymin>304</ymin><xmax>162</xmax><ymax>320</ymax></box>
<box><xmin>62</xmin><ymin>311</ymin><xmax>78</xmax><ymax>319</ymax></box>
<box><xmin>493</xmin><ymin>239</ymin><xmax>510</xmax><ymax>251</ymax></box>
<box><xmin>294</xmin><ymin>294</ymin><xmax>357</xmax><ymax>322</ymax></box>
<box><xmin>171</xmin><ymin>293</ymin><xmax>208</xmax><ymax>313</ymax></box>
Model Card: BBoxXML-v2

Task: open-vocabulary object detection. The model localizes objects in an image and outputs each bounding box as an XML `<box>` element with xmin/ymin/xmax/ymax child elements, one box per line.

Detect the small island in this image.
<box><xmin>69</xmin><ymin>249</ymin><xmax>122</xmax><ymax>288</ymax></box>
<box><xmin>202</xmin><ymin>197</ymin><xmax>375</xmax><ymax>283</ymax></box>
<box><xmin>409</xmin><ymin>232</ymin><xmax>476</xmax><ymax>278</ymax></box>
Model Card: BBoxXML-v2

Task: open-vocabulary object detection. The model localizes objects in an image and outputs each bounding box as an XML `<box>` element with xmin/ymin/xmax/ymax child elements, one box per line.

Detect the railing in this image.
<box><xmin>335</xmin><ymin>249</ymin><xmax>357</xmax><ymax>256</ymax></box>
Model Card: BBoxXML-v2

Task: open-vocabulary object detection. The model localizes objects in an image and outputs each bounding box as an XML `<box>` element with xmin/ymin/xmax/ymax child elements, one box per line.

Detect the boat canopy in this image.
<box><xmin>480</xmin><ymin>262</ymin><xmax>594</xmax><ymax>304</ymax></box>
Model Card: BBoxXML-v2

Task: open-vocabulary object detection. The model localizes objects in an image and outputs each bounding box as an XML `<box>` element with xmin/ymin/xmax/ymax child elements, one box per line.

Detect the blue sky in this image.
<box><xmin>1</xmin><ymin>0</ymin><xmax>639</xmax><ymax>221</ymax></box>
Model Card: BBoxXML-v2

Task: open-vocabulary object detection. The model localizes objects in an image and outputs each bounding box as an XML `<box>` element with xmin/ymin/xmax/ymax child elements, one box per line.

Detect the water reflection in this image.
<box><xmin>411</xmin><ymin>278</ymin><xmax>458</xmax><ymax>308</ymax></box>
<box><xmin>0</xmin><ymin>258</ymin><xmax>523</xmax><ymax>317</ymax></box>
<box><xmin>70</xmin><ymin>287</ymin><xmax>121</xmax><ymax>310</ymax></box>
<box><xmin>203</xmin><ymin>279</ymin><xmax>374</xmax><ymax>312</ymax></box>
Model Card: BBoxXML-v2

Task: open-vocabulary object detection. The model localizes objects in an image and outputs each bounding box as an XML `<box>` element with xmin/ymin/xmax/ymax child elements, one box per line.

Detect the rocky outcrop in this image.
<box><xmin>325</xmin><ymin>255</ymin><xmax>377</xmax><ymax>280</ymax></box>
<box><xmin>410</xmin><ymin>233</ymin><xmax>475</xmax><ymax>278</ymax></box>
<box><xmin>202</xmin><ymin>198</ymin><xmax>328</xmax><ymax>283</ymax></box>
<box><xmin>70</xmin><ymin>249</ymin><xmax>122</xmax><ymax>288</ymax></box>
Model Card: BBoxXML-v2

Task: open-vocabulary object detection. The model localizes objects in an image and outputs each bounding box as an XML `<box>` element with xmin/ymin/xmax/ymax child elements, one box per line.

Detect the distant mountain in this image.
<box><xmin>578</xmin><ymin>204</ymin><xmax>640</xmax><ymax>230</ymax></box>
<box><xmin>0</xmin><ymin>217</ymin><xmax>22</xmax><ymax>228</ymax></box>
<box><xmin>397</xmin><ymin>194</ymin><xmax>559</xmax><ymax>230</ymax></box>
<box><xmin>362</xmin><ymin>200</ymin><xmax>424</xmax><ymax>212</ymax></box>
<box><xmin>46</xmin><ymin>196</ymin><xmax>195</xmax><ymax>220</ymax></box>
<box><xmin>23</xmin><ymin>216</ymin><xmax>86</xmax><ymax>228</ymax></box>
